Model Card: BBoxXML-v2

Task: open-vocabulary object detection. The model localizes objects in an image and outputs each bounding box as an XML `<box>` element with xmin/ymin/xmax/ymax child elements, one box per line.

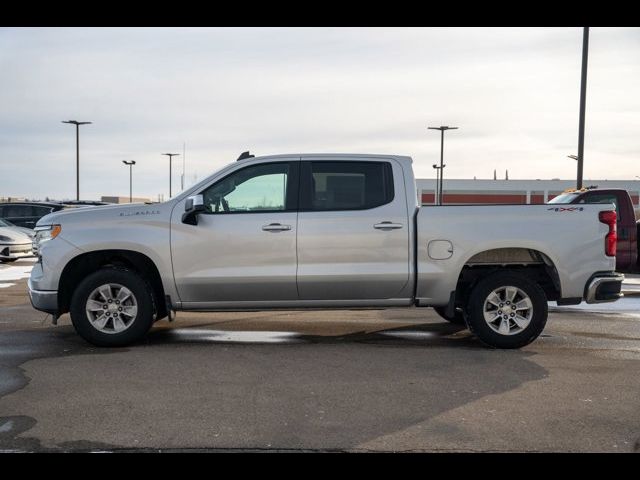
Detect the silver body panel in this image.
<box><xmin>171</xmin><ymin>210</ymin><xmax>299</xmax><ymax>302</ymax></box>
<box><xmin>29</xmin><ymin>202</ymin><xmax>178</xmax><ymax>302</ymax></box>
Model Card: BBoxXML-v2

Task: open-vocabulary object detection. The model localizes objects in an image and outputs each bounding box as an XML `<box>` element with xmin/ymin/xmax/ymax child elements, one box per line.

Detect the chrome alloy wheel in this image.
<box><xmin>85</xmin><ymin>283</ymin><xmax>138</xmax><ymax>334</ymax></box>
<box><xmin>482</xmin><ymin>285</ymin><xmax>533</xmax><ymax>336</ymax></box>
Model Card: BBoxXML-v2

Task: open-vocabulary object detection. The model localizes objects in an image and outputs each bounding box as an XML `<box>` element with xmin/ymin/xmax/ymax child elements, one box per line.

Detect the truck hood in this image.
<box><xmin>36</xmin><ymin>202</ymin><xmax>174</xmax><ymax>227</ymax></box>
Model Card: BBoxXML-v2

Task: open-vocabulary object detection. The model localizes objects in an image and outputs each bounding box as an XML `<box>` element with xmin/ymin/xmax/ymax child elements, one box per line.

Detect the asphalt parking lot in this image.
<box><xmin>1</xmin><ymin>258</ymin><xmax>639</xmax><ymax>452</ymax></box>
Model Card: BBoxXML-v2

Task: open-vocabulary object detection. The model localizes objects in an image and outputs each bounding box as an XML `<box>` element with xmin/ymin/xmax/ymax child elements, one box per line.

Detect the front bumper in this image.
<box><xmin>0</xmin><ymin>242</ymin><xmax>34</xmax><ymax>260</ymax></box>
<box><xmin>585</xmin><ymin>272</ymin><xmax>625</xmax><ymax>304</ymax></box>
<box><xmin>27</xmin><ymin>277</ymin><xmax>58</xmax><ymax>314</ymax></box>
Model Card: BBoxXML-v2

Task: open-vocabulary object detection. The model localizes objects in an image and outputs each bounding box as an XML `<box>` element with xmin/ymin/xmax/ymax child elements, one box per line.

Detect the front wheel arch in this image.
<box><xmin>58</xmin><ymin>249</ymin><xmax>167</xmax><ymax>321</ymax></box>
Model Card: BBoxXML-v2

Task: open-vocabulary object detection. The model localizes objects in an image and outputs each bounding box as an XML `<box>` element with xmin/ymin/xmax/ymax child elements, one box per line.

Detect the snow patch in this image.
<box><xmin>169</xmin><ymin>329</ymin><xmax>304</xmax><ymax>344</ymax></box>
<box><xmin>0</xmin><ymin>264</ymin><xmax>33</xmax><ymax>282</ymax></box>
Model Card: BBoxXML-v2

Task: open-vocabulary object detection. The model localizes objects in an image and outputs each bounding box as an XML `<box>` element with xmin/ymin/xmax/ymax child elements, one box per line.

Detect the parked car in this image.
<box><xmin>0</xmin><ymin>202</ymin><xmax>66</xmax><ymax>229</ymax></box>
<box><xmin>0</xmin><ymin>218</ymin><xmax>35</xmax><ymax>238</ymax></box>
<box><xmin>0</xmin><ymin>223</ymin><xmax>33</xmax><ymax>263</ymax></box>
<box><xmin>29</xmin><ymin>153</ymin><xmax>623</xmax><ymax>349</ymax></box>
<box><xmin>548</xmin><ymin>188</ymin><xmax>639</xmax><ymax>273</ymax></box>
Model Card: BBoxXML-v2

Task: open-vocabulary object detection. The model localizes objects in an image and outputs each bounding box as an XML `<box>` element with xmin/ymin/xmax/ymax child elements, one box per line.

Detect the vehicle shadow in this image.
<box><xmin>144</xmin><ymin>320</ymin><xmax>481</xmax><ymax>349</ymax></box>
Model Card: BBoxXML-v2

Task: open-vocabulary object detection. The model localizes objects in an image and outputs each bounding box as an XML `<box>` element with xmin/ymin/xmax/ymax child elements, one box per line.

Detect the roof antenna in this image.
<box><xmin>237</xmin><ymin>151</ymin><xmax>255</xmax><ymax>161</ymax></box>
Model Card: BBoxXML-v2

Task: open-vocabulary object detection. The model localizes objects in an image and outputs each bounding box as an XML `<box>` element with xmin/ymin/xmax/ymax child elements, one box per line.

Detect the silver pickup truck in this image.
<box><xmin>28</xmin><ymin>153</ymin><xmax>624</xmax><ymax>349</ymax></box>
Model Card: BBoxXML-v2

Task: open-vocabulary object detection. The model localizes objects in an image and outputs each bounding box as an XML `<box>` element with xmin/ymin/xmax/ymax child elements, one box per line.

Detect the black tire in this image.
<box><xmin>70</xmin><ymin>267</ymin><xmax>155</xmax><ymax>347</ymax></box>
<box><xmin>466</xmin><ymin>271</ymin><xmax>548</xmax><ymax>349</ymax></box>
<box><xmin>433</xmin><ymin>306</ymin><xmax>466</xmax><ymax>325</ymax></box>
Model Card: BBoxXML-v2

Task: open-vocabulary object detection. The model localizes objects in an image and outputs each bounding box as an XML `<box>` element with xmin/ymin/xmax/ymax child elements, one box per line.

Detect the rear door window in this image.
<box><xmin>301</xmin><ymin>161</ymin><xmax>394</xmax><ymax>211</ymax></box>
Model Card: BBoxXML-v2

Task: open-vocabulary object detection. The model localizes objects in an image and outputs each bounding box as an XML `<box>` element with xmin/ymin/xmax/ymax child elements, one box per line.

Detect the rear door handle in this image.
<box><xmin>262</xmin><ymin>223</ymin><xmax>291</xmax><ymax>232</ymax></box>
<box><xmin>374</xmin><ymin>222</ymin><xmax>403</xmax><ymax>230</ymax></box>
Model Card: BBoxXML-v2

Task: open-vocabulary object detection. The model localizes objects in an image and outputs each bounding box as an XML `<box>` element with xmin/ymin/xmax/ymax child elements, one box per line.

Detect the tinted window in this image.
<box><xmin>578</xmin><ymin>194</ymin><xmax>621</xmax><ymax>221</ymax></box>
<box><xmin>33</xmin><ymin>206</ymin><xmax>53</xmax><ymax>217</ymax></box>
<box><xmin>4</xmin><ymin>205</ymin><xmax>33</xmax><ymax>217</ymax></box>
<box><xmin>201</xmin><ymin>162</ymin><xmax>292</xmax><ymax>214</ymax></box>
<box><xmin>302</xmin><ymin>161</ymin><xmax>394</xmax><ymax>211</ymax></box>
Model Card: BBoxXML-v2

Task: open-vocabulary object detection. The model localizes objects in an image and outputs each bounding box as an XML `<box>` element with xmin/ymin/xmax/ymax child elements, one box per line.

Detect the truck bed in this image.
<box><xmin>415</xmin><ymin>204</ymin><xmax>616</xmax><ymax>305</ymax></box>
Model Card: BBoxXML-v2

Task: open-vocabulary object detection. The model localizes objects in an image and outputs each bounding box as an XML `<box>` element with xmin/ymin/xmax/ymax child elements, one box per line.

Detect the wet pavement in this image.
<box><xmin>1</xmin><ymin>258</ymin><xmax>639</xmax><ymax>452</ymax></box>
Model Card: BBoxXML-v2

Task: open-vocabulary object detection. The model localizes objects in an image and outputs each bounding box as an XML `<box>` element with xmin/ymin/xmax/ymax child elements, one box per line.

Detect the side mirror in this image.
<box><xmin>182</xmin><ymin>194</ymin><xmax>206</xmax><ymax>225</ymax></box>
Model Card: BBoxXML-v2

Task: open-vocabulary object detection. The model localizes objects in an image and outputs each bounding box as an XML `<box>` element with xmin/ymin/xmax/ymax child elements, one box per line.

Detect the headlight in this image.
<box><xmin>32</xmin><ymin>224</ymin><xmax>62</xmax><ymax>255</ymax></box>
<box><xmin>0</xmin><ymin>235</ymin><xmax>13</xmax><ymax>242</ymax></box>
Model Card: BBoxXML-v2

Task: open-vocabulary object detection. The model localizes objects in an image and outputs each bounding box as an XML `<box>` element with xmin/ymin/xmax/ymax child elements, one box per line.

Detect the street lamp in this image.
<box><xmin>161</xmin><ymin>153</ymin><xmax>180</xmax><ymax>198</ymax></box>
<box><xmin>568</xmin><ymin>155</ymin><xmax>578</xmax><ymax>161</ymax></box>
<box><xmin>576</xmin><ymin>27</ymin><xmax>590</xmax><ymax>189</ymax></box>
<box><xmin>428</xmin><ymin>125</ymin><xmax>458</xmax><ymax>205</ymax></box>
<box><xmin>122</xmin><ymin>160</ymin><xmax>136</xmax><ymax>203</ymax></box>
<box><xmin>62</xmin><ymin>120</ymin><xmax>92</xmax><ymax>201</ymax></box>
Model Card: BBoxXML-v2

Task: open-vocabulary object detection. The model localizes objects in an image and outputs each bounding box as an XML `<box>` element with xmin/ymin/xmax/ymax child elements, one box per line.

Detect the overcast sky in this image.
<box><xmin>1</xmin><ymin>27</ymin><xmax>639</xmax><ymax>201</ymax></box>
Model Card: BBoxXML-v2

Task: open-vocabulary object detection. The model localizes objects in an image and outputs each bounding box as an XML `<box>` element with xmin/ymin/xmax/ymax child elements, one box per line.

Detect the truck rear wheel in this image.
<box><xmin>466</xmin><ymin>271</ymin><xmax>547</xmax><ymax>349</ymax></box>
<box><xmin>70</xmin><ymin>267</ymin><xmax>155</xmax><ymax>347</ymax></box>
<box><xmin>433</xmin><ymin>306</ymin><xmax>466</xmax><ymax>325</ymax></box>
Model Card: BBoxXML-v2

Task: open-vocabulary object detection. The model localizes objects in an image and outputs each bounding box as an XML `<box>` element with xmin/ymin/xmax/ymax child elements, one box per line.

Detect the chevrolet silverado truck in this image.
<box><xmin>28</xmin><ymin>153</ymin><xmax>624</xmax><ymax>349</ymax></box>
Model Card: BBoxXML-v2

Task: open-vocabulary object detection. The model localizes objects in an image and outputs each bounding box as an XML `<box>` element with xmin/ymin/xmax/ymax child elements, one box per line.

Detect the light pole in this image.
<box><xmin>161</xmin><ymin>153</ymin><xmax>180</xmax><ymax>198</ymax></box>
<box><xmin>576</xmin><ymin>27</ymin><xmax>590</xmax><ymax>189</ymax></box>
<box><xmin>432</xmin><ymin>164</ymin><xmax>444</xmax><ymax>205</ymax></box>
<box><xmin>122</xmin><ymin>160</ymin><xmax>136</xmax><ymax>203</ymax></box>
<box><xmin>62</xmin><ymin>120</ymin><xmax>92</xmax><ymax>201</ymax></box>
<box><xmin>428</xmin><ymin>125</ymin><xmax>458</xmax><ymax>205</ymax></box>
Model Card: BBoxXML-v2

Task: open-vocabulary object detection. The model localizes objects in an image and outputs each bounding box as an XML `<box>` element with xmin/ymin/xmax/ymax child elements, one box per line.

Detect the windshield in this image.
<box><xmin>548</xmin><ymin>193</ymin><xmax>579</xmax><ymax>204</ymax></box>
<box><xmin>0</xmin><ymin>218</ymin><xmax>13</xmax><ymax>227</ymax></box>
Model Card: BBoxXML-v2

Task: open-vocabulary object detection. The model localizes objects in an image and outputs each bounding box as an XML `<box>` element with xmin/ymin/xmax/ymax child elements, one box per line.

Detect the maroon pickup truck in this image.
<box><xmin>548</xmin><ymin>188</ymin><xmax>639</xmax><ymax>274</ymax></box>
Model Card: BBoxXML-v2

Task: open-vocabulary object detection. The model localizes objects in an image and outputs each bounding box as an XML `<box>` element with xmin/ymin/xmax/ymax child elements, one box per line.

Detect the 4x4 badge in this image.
<box><xmin>547</xmin><ymin>207</ymin><xmax>584</xmax><ymax>212</ymax></box>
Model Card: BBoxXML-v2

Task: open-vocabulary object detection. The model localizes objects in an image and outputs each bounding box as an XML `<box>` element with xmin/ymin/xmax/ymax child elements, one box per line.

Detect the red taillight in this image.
<box><xmin>599</xmin><ymin>210</ymin><xmax>617</xmax><ymax>257</ymax></box>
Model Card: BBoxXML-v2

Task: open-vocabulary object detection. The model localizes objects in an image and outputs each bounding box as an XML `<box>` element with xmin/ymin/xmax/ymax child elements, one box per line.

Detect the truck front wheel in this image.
<box><xmin>466</xmin><ymin>271</ymin><xmax>548</xmax><ymax>349</ymax></box>
<box><xmin>70</xmin><ymin>267</ymin><xmax>155</xmax><ymax>347</ymax></box>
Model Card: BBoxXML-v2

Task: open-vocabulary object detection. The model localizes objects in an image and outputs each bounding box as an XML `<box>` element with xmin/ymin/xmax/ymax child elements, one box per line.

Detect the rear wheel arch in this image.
<box><xmin>451</xmin><ymin>247</ymin><xmax>561</xmax><ymax>310</ymax></box>
<box><xmin>58</xmin><ymin>250</ymin><xmax>167</xmax><ymax>321</ymax></box>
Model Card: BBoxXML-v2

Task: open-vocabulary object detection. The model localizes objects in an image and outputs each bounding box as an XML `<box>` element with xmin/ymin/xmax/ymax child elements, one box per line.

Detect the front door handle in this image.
<box><xmin>374</xmin><ymin>222</ymin><xmax>403</xmax><ymax>230</ymax></box>
<box><xmin>262</xmin><ymin>223</ymin><xmax>291</xmax><ymax>232</ymax></box>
